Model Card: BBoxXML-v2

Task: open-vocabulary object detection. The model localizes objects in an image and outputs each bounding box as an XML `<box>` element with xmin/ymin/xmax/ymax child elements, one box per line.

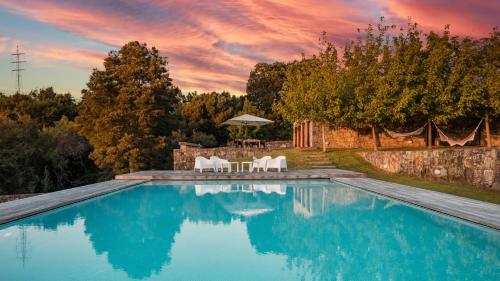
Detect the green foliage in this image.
<box><xmin>246</xmin><ymin>62</ymin><xmax>287</xmax><ymax>113</ymax></box>
<box><xmin>246</xmin><ymin>62</ymin><xmax>291</xmax><ymax>140</ymax></box>
<box><xmin>227</xmin><ymin>99</ymin><xmax>267</xmax><ymax>140</ymax></box>
<box><xmin>76</xmin><ymin>41</ymin><xmax>181</xmax><ymax>174</ymax></box>
<box><xmin>456</xmin><ymin>28</ymin><xmax>500</xmax><ymax>119</ymax></box>
<box><xmin>276</xmin><ymin>20</ymin><xmax>499</xmax><ymax>133</ymax></box>
<box><xmin>274</xmin><ymin>57</ymin><xmax>320</xmax><ymax>123</ymax></box>
<box><xmin>190</xmin><ymin>131</ymin><xmax>218</xmax><ymax>147</ymax></box>
<box><xmin>178</xmin><ymin>91</ymin><xmax>243</xmax><ymax>146</ymax></box>
<box><xmin>0</xmin><ymin>117</ymin><xmax>105</xmax><ymax>194</ymax></box>
<box><xmin>373</xmin><ymin>22</ymin><xmax>425</xmax><ymax>127</ymax></box>
<box><xmin>0</xmin><ymin>87</ymin><xmax>77</xmax><ymax>127</ymax></box>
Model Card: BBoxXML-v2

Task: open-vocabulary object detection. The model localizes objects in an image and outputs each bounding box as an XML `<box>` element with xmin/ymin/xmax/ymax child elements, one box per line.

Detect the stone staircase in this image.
<box><xmin>300</xmin><ymin>149</ymin><xmax>337</xmax><ymax>169</ymax></box>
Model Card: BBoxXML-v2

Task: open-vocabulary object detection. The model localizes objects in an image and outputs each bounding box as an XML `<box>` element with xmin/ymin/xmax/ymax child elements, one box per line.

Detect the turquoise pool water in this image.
<box><xmin>0</xmin><ymin>180</ymin><xmax>499</xmax><ymax>280</ymax></box>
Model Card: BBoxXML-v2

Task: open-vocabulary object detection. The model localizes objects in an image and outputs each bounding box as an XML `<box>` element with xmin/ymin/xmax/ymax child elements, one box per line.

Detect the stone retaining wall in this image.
<box><xmin>311</xmin><ymin>125</ymin><xmax>426</xmax><ymax>149</ymax></box>
<box><xmin>173</xmin><ymin>141</ymin><xmax>292</xmax><ymax>170</ymax></box>
<box><xmin>308</xmin><ymin>123</ymin><xmax>500</xmax><ymax>149</ymax></box>
<box><xmin>359</xmin><ymin>148</ymin><xmax>500</xmax><ymax>189</ymax></box>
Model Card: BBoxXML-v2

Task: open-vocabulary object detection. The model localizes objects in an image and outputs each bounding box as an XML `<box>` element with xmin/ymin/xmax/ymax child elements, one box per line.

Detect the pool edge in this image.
<box><xmin>0</xmin><ymin>179</ymin><xmax>148</xmax><ymax>225</ymax></box>
<box><xmin>333</xmin><ymin>177</ymin><xmax>500</xmax><ymax>231</ymax></box>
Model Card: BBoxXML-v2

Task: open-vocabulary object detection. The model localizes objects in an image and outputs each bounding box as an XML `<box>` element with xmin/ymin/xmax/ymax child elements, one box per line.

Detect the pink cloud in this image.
<box><xmin>384</xmin><ymin>0</ymin><xmax>499</xmax><ymax>37</ymax></box>
<box><xmin>30</xmin><ymin>46</ymin><xmax>105</xmax><ymax>70</ymax></box>
<box><xmin>0</xmin><ymin>0</ymin><xmax>497</xmax><ymax>95</ymax></box>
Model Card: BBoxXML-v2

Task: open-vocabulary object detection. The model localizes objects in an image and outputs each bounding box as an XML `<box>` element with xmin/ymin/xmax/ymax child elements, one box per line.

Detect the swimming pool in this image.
<box><xmin>0</xmin><ymin>180</ymin><xmax>499</xmax><ymax>280</ymax></box>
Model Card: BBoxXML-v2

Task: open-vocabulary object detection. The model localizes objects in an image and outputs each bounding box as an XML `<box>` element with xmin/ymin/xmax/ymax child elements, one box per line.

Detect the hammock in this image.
<box><xmin>433</xmin><ymin>119</ymin><xmax>483</xmax><ymax>146</ymax></box>
<box><xmin>384</xmin><ymin>123</ymin><xmax>427</xmax><ymax>138</ymax></box>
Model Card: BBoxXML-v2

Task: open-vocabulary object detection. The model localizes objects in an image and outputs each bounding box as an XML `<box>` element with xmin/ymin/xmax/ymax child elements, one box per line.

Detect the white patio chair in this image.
<box><xmin>210</xmin><ymin>156</ymin><xmax>230</xmax><ymax>172</ymax></box>
<box><xmin>252</xmin><ymin>184</ymin><xmax>287</xmax><ymax>195</ymax></box>
<box><xmin>265</xmin><ymin>156</ymin><xmax>287</xmax><ymax>172</ymax></box>
<box><xmin>194</xmin><ymin>156</ymin><xmax>216</xmax><ymax>173</ymax></box>
<box><xmin>252</xmin><ymin>156</ymin><xmax>272</xmax><ymax>172</ymax></box>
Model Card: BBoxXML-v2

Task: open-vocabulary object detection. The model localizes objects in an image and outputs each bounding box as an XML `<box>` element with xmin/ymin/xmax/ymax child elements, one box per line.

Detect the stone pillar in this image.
<box><xmin>297</xmin><ymin>123</ymin><xmax>302</xmax><ymax>147</ymax></box>
<box><xmin>292</xmin><ymin>124</ymin><xmax>296</xmax><ymax>147</ymax></box>
<box><xmin>304</xmin><ymin>121</ymin><xmax>309</xmax><ymax>147</ymax></box>
<box><xmin>300</xmin><ymin>123</ymin><xmax>305</xmax><ymax>148</ymax></box>
<box><xmin>303</xmin><ymin>122</ymin><xmax>307</xmax><ymax>147</ymax></box>
<box><xmin>307</xmin><ymin>121</ymin><xmax>311</xmax><ymax>147</ymax></box>
<box><xmin>309</xmin><ymin>121</ymin><xmax>314</xmax><ymax>147</ymax></box>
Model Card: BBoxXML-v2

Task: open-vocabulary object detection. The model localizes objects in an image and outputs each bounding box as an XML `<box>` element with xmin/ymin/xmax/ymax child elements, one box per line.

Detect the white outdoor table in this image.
<box><xmin>228</xmin><ymin>162</ymin><xmax>240</xmax><ymax>173</ymax></box>
<box><xmin>241</xmin><ymin>161</ymin><xmax>253</xmax><ymax>173</ymax></box>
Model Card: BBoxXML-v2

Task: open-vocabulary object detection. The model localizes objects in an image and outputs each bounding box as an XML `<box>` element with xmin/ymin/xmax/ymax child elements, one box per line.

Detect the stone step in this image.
<box><xmin>311</xmin><ymin>165</ymin><xmax>337</xmax><ymax>169</ymax></box>
<box><xmin>307</xmin><ymin>161</ymin><xmax>333</xmax><ymax>165</ymax></box>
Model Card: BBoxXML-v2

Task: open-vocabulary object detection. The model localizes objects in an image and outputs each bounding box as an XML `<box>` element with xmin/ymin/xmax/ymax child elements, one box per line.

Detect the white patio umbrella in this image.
<box><xmin>221</xmin><ymin>114</ymin><xmax>274</xmax><ymax>126</ymax></box>
<box><xmin>222</xmin><ymin>114</ymin><xmax>274</xmax><ymax>140</ymax></box>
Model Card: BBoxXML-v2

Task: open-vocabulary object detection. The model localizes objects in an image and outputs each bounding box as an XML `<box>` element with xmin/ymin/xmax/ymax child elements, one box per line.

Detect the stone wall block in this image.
<box><xmin>359</xmin><ymin>148</ymin><xmax>499</xmax><ymax>189</ymax></box>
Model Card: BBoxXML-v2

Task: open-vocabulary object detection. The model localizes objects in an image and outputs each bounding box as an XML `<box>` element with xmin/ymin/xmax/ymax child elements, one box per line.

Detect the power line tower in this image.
<box><xmin>11</xmin><ymin>45</ymin><xmax>26</xmax><ymax>94</ymax></box>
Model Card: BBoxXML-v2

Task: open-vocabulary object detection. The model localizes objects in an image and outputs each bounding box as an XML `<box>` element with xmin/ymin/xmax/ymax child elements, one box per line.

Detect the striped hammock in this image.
<box><xmin>433</xmin><ymin>119</ymin><xmax>483</xmax><ymax>146</ymax></box>
<box><xmin>383</xmin><ymin>123</ymin><xmax>427</xmax><ymax>138</ymax></box>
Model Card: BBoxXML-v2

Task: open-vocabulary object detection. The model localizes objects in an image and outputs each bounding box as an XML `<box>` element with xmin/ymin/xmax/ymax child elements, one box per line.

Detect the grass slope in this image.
<box><xmin>253</xmin><ymin>148</ymin><xmax>500</xmax><ymax>204</ymax></box>
<box><xmin>327</xmin><ymin>149</ymin><xmax>500</xmax><ymax>204</ymax></box>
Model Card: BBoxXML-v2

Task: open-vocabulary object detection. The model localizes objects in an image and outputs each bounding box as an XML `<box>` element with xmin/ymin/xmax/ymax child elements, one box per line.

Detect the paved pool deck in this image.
<box><xmin>0</xmin><ymin>179</ymin><xmax>147</xmax><ymax>225</ymax></box>
<box><xmin>0</xmin><ymin>169</ymin><xmax>499</xmax><ymax>230</ymax></box>
<box><xmin>335</xmin><ymin>178</ymin><xmax>500</xmax><ymax>230</ymax></box>
<box><xmin>114</xmin><ymin>169</ymin><xmax>366</xmax><ymax>180</ymax></box>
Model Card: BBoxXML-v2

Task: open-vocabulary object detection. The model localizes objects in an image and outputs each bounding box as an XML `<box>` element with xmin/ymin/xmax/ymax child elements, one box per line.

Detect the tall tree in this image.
<box><xmin>76</xmin><ymin>41</ymin><xmax>181</xmax><ymax>174</ymax></box>
<box><xmin>342</xmin><ymin>21</ymin><xmax>392</xmax><ymax>150</ymax></box>
<box><xmin>274</xmin><ymin>57</ymin><xmax>319</xmax><ymax>123</ymax></box>
<box><xmin>455</xmin><ymin>29</ymin><xmax>500</xmax><ymax>147</ymax></box>
<box><xmin>246</xmin><ymin>62</ymin><xmax>287</xmax><ymax>112</ymax></box>
<box><xmin>247</xmin><ymin>62</ymin><xmax>291</xmax><ymax>140</ymax></box>
<box><xmin>419</xmin><ymin>27</ymin><xmax>459</xmax><ymax>145</ymax></box>
<box><xmin>375</xmin><ymin>22</ymin><xmax>426</xmax><ymax>129</ymax></box>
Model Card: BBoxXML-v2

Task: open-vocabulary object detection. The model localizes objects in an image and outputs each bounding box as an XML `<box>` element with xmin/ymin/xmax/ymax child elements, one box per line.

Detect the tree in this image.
<box><xmin>418</xmin><ymin>27</ymin><xmax>459</xmax><ymax>146</ymax></box>
<box><xmin>76</xmin><ymin>41</ymin><xmax>181</xmax><ymax>174</ymax></box>
<box><xmin>274</xmin><ymin>57</ymin><xmax>321</xmax><ymax>123</ymax></box>
<box><xmin>341</xmin><ymin>21</ymin><xmax>393</xmax><ymax>150</ymax></box>
<box><xmin>256</xmin><ymin>20</ymin><xmax>498</xmax><ymax>150</ymax></box>
<box><xmin>247</xmin><ymin>62</ymin><xmax>287</xmax><ymax>112</ymax></box>
<box><xmin>0</xmin><ymin>117</ymin><xmax>103</xmax><ymax>194</ymax></box>
<box><xmin>480</xmin><ymin>29</ymin><xmax>500</xmax><ymax>146</ymax></box>
<box><xmin>455</xmin><ymin>29</ymin><xmax>500</xmax><ymax>147</ymax></box>
<box><xmin>375</xmin><ymin>22</ymin><xmax>426</xmax><ymax>129</ymax></box>
<box><xmin>247</xmin><ymin>62</ymin><xmax>291</xmax><ymax>140</ymax></box>
<box><xmin>0</xmin><ymin>87</ymin><xmax>77</xmax><ymax>127</ymax></box>
<box><xmin>178</xmin><ymin>91</ymin><xmax>243</xmax><ymax>146</ymax></box>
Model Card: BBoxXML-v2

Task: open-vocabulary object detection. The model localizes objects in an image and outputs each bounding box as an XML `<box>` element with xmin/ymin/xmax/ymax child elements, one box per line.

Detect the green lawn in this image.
<box><xmin>250</xmin><ymin>148</ymin><xmax>500</xmax><ymax>204</ymax></box>
<box><xmin>327</xmin><ymin>149</ymin><xmax>500</xmax><ymax>204</ymax></box>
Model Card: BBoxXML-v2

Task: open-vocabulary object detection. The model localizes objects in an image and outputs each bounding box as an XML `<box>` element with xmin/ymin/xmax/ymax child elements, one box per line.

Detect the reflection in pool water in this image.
<box><xmin>0</xmin><ymin>180</ymin><xmax>499</xmax><ymax>281</ymax></box>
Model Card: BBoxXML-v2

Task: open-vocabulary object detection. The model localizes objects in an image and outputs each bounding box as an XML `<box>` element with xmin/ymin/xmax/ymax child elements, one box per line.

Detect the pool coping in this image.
<box><xmin>114</xmin><ymin>169</ymin><xmax>366</xmax><ymax>180</ymax></box>
<box><xmin>0</xmin><ymin>179</ymin><xmax>147</xmax><ymax>225</ymax></box>
<box><xmin>334</xmin><ymin>177</ymin><xmax>500</xmax><ymax>230</ymax></box>
<box><xmin>1</xmin><ymin>171</ymin><xmax>499</xmax><ymax>231</ymax></box>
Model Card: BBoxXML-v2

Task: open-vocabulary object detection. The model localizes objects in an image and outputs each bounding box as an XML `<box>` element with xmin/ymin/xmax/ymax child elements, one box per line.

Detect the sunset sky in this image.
<box><xmin>0</xmin><ymin>0</ymin><xmax>498</xmax><ymax>98</ymax></box>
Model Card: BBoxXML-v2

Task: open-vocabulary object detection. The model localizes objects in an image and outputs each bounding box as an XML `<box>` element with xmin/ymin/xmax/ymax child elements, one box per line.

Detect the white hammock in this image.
<box><xmin>433</xmin><ymin>119</ymin><xmax>483</xmax><ymax>146</ymax></box>
<box><xmin>384</xmin><ymin>123</ymin><xmax>426</xmax><ymax>138</ymax></box>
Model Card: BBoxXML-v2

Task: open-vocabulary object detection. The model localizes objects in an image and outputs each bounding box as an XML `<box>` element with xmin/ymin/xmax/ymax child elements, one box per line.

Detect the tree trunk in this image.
<box><xmin>485</xmin><ymin>115</ymin><xmax>492</xmax><ymax>148</ymax></box>
<box><xmin>371</xmin><ymin>125</ymin><xmax>378</xmax><ymax>151</ymax></box>
<box><xmin>322</xmin><ymin>125</ymin><xmax>326</xmax><ymax>153</ymax></box>
<box><xmin>427</xmin><ymin>119</ymin><xmax>432</xmax><ymax>149</ymax></box>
